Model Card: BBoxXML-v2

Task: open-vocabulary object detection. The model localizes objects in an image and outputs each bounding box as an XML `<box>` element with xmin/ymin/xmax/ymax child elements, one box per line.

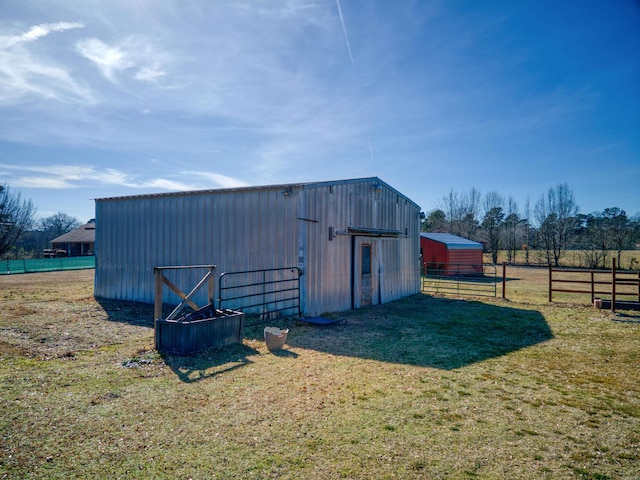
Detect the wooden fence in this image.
<box><xmin>548</xmin><ymin>259</ymin><xmax>640</xmax><ymax>311</ymax></box>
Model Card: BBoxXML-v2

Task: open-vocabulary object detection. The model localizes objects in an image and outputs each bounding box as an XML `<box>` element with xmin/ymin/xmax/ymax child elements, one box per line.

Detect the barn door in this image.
<box><xmin>352</xmin><ymin>237</ymin><xmax>379</xmax><ymax>309</ymax></box>
<box><xmin>360</xmin><ymin>243</ymin><xmax>373</xmax><ymax>306</ymax></box>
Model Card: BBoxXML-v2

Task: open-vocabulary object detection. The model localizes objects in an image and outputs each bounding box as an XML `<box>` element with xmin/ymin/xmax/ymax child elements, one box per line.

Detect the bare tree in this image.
<box><xmin>534</xmin><ymin>183</ymin><xmax>579</xmax><ymax>266</ymax></box>
<box><xmin>577</xmin><ymin>213</ymin><xmax>609</xmax><ymax>269</ymax></box>
<box><xmin>504</xmin><ymin>197</ymin><xmax>522</xmax><ymax>263</ymax></box>
<box><xmin>602</xmin><ymin>208</ymin><xmax>633</xmax><ymax>267</ymax></box>
<box><xmin>481</xmin><ymin>191</ymin><xmax>505</xmax><ymax>263</ymax></box>
<box><xmin>482</xmin><ymin>207</ymin><xmax>504</xmax><ymax>264</ymax></box>
<box><xmin>438</xmin><ymin>188</ymin><xmax>481</xmax><ymax>239</ymax></box>
<box><xmin>523</xmin><ymin>198</ymin><xmax>532</xmax><ymax>265</ymax></box>
<box><xmin>483</xmin><ymin>191</ymin><xmax>504</xmax><ymax>214</ymax></box>
<box><xmin>0</xmin><ymin>185</ymin><xmax>36</xmax><ymax>258</ymax></box>
<box><xmin>38</xmin><ymin>212</ymin><xmax>81</xmax><ymax>238</ymax></box>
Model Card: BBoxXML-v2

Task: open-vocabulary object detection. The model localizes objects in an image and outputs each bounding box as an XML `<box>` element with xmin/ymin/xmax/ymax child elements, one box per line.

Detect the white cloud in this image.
<box><xmin>76</xmin><ymin>36</ymin><xmax>170</xmax><ymax>84</ymax></box>
<box><xmin>76</xmin><ymin>38</ymin><xmax>134</xmax><ymax>82</ymax></box>
<box><xmin>181</xmin><ymin>172</ymin><xmax>250</xmax><ymax>189</ymax></box>
<box><xmin>0</xmin><ymin>22</ymin><xmax>83</xmax><ymax>48</ymax></box>
<box><xmin>0</xmin><ymin>22</ymin><xmax>94</xmax><ymax>105</ymax></box>
<box><xmin>0</xmin><ymin>163</ymin><xmax>247</xmax><ymax>192</ymax></box>
<box><xmin>0</xmin><ymin>51</ymin><xmax>94</xmax><ymax>104</ymax></box>
<box><xmin>135</xmin><ymin>65</ymin><xmax>166</xmax><ymax>82</ymax></box>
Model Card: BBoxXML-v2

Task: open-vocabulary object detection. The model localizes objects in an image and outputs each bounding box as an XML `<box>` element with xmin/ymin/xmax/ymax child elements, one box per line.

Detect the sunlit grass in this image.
<box><xmin>1</xmin><ymin>270</ymin><xmax>639</xmax><ymax>479</ymax></box>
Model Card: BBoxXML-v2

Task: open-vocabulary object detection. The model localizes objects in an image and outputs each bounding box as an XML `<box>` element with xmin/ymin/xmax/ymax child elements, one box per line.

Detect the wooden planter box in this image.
<box><xmin>155</xmin><ymin>305</ymin><xmax>245</xmax><ymax>354</ymax></box>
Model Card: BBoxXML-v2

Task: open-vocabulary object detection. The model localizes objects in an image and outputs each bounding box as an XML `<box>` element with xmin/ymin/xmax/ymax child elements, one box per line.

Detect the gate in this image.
<box><xmin>549</xmin><ymin>259</ymin><xmax>640</xmax><ymax>311</ymax></box>
<box><xmin>218</xmin><ymin>267</ymin><xmax>301</xmax><ymax>326</ymax></box>
<box><xmin>421</xmin><ymin>263</ymin><xmax>497</xmax><ymax>297</ymax></box>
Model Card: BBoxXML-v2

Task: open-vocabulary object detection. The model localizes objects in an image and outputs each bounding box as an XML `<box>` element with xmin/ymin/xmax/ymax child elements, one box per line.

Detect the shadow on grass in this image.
<box><xmin>96</xmin><ymin>294</ymin><xmax>551</xmax><ymax>375</ymax></box>
<box><xmin>95</xmin><ymin>297</ymin><xmax>155</xmax><ymax>328</ymax></box>
<box><xmin>94</xmin><ymin>298</ymin><xmax>265</xmax><ymax>383</ymax></box>
<box><xmin>287</xmin><ymin>294</ymin><xmax>553</xmax><ymax>370</ymax></box>
<box><xmin>159</xmin><ymin>342</ymin><xmax>261</xmax><ymax>383</ymax></box>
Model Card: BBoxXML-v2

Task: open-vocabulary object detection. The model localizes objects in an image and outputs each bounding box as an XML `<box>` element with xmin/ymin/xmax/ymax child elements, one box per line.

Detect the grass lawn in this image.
<box><xmin>1</xmin><ymin>268</ymin><xmax>639</xmax><ymax>479</ymax></box>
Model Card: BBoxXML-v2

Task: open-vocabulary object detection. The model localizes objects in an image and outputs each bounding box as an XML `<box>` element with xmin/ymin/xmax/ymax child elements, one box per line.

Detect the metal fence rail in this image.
<box><xmin>218</xmin><ymin>267</ymin><xmax>301</xmax><ymax>326</ymax></box>
<box><xmin>549</xmin><ymin>259</ymin><xmax>640</xmax><ymax>311</ymax></box>
<box><xmin>0</xmin><ymin>256</ymin><xmax>95</xmax><ymax>274</ymax></box>
<box><xmin>421</xmin><ymin>263</ymin><xmax>497</xmax><ymax>297</ymax></box>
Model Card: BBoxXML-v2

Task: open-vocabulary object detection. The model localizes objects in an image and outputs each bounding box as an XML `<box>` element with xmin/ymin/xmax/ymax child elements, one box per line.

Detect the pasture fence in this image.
<box><xmin>0</xmin><ymin>256</ymin><xmax>95</xmax><ymax>274</ymax></box>
<box><xmin>421</xmin><ymin>263</ymin><xmax>498</xmax><ymax>298</ymax></box>
<box><xmin>548</xmin><ymin>259</ymin><xmax>640</xmax><ymax>311</ymax></box>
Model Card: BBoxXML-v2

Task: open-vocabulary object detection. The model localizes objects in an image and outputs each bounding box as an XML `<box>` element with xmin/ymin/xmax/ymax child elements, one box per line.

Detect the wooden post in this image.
<box><xmin>590</xmin><ymin>271</ymin><xmax>594</xmax><ymax>303</ymax></box>
<box><xmin>154</xmin><ymin>267</ymin><xmax>163</xmax><ymax>321</ymax></box>
<box><xmin>502</xmin><ymin>262</ymin><xmax>506</xmax><ymax>299</ymax></box>
<box><xmin>548</xmin><ymin>264</ymin><xmax>553</xmax><ymax>303</ymax></box>
<box><xmin>611</xmin><ymin>258</ymin><xmax>616</xmax><ymax>313</ymax></box>
<box><xmin>208</xmin><ymin>266</ymin><xmax>216</xmax><ymax>305</ymax></box>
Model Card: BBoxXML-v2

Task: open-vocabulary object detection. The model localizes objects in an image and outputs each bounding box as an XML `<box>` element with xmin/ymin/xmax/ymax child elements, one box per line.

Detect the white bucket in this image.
<box><xmin>264</xmin><ymin>326</ymin><xmax>289</xmax><ymax>351</ymax></box>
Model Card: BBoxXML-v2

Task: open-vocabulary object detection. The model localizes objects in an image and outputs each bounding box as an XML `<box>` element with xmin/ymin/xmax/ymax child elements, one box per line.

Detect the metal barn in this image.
<box><xmin>420</xmin><ymin>233</ymin><xmax>483</xmax><ymax>276</ymax></box>
<box><xmin>94</xmin><ymin>177</ymin><xmax>421</xmax><ymax>318</ymax></box>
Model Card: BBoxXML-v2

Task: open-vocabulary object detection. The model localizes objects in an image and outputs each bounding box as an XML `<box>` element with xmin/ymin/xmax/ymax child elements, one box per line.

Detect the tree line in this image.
<box><xmin>0</xmin><ymin>184</ymin><xmax>82</xmax><ymax>259</ymax></box>
<box><xmin>422</xmin><ymin>183</ymin><xmax>640</xmax><ymax>270</ymax></box>
<box><xmin>2</xmin><ymin>182</ymin><xmax>639</xmax><ymax>269</ymax></box>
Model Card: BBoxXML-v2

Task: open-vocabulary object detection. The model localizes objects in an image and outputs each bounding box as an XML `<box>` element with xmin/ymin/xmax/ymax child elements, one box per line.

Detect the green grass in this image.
<box><xmin>1</xmin><ymin>269</ymin><xmax>639</xmax><ymax>479</ymax></box>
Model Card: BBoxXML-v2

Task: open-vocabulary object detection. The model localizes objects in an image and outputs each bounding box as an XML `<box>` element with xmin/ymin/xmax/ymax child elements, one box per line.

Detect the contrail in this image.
<box><xmin>335</xmin><ymin>0</ymin><xmax>355</xmax><ymax>67</ymax></box>
<box><xmin>368</xmin><ymin>136</ymin><xmax>376</xmax><ymax>162</ymax></box>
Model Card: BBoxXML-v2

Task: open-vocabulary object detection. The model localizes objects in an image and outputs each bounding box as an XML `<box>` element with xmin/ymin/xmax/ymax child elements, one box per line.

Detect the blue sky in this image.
<box><xmin>1</xmin><ymin>0</ymin><xmax>638</xmax><ymax>224</ymax></box>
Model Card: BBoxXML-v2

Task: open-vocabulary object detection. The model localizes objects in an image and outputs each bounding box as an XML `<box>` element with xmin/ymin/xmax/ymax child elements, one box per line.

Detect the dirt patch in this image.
<box><xmin>0</xmin><ymin>270</ymin><xmax>153</xmax><ymax>358</ymax></box>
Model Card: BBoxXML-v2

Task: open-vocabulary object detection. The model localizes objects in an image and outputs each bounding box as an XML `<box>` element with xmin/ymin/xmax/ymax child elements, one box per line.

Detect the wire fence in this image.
<box><xmin>0</xmin><ymin>256</ymin><xmax>95</xmax><ymax>275</ymax></box>
<box><xmin>421</xmin><ymin>263</ymin><xmax>498</xmax><ymax>297</ymax></box>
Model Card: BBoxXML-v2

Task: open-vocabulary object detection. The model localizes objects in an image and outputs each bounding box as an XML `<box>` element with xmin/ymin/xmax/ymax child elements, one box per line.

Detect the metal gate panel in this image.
<box><xmin>218</xmin><ymin>267</ymin><xmax>301</xmax><ymax>325</ymax></box>
<box><xmin>421</xmin><ymin>264</ymin><xmax>497</xmax><ymax>297</ymax></box>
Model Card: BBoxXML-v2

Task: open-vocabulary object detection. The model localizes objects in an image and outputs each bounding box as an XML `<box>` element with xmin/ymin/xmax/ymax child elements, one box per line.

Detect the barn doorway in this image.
<box><xmin>360</xmin><ymin>243</ymin><xmax>373</xmax><ymax>306</ymax></box>
<box><xmin>352</xmin><ymin>237</ymin><xmax>380</xmax><ymax>309</ymax></box>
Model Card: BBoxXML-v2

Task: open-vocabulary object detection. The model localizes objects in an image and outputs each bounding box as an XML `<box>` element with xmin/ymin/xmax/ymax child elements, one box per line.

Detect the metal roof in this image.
<box><xmin>420</xmin><ymin>232</ymin><xmax>482</xmax><ymax>250</ymax></box>
<box><xmin>93</xmin><ymin>176</ymin><xmax>420</xmax><ymax>210</ymax></box>
<box><xmin>50</xmin><ymin>223</ymin><xmax>96</xmax><ymax>244</ymax></box>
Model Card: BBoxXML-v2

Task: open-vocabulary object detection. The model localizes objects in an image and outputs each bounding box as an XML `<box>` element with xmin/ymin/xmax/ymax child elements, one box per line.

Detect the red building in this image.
<box><xmin>420</xmin><ymin>233</ymin><xmax>483</xmax><ymax>276</ymax></box>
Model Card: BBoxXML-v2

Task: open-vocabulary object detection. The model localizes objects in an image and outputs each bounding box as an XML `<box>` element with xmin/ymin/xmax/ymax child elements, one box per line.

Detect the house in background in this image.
<box><xmin>49</xmin><ymin>221</ymin><xmax>95</xmax><ymax>257</ymax></box>
<box><xmin>94</xmin><ymin>177</ymin><xmax>422</xmax><ymax>317</ymax></box>
<box><xmin>420</xmin><ymin>232</ymin><xmax>483</xmax><ymax>276</ymax></box>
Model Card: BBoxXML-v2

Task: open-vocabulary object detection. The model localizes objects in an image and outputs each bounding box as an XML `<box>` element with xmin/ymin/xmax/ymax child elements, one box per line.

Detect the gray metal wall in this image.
<box><xmin>94</xmin><ymin>178</ymin><xmax>420</xmax><ymax>317</ymax></box>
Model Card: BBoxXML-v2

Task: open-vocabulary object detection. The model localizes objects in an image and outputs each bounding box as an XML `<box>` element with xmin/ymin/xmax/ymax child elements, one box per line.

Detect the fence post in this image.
<box><xmin>154</xmin><ymin>268</ymin><xmax>163</xmax><ymax>321</ymax></box>
<box><xmin>611</xmin><ymin>258</ymin><xmax>616</xmax><ymax>313</ymax></box>
<box><xmin>502</xmin><ymin>262</ymin><xmax>506</xmax><ymax>299</ymax></box>
<box><xmin>207</xmin><ymin>266</ymin><xmax>216</xmax><ymax>305</ymax></box>
<box><xmin>548</xmin><ymin>264</ymin><xmax>553</xmax><ymax>303</ymax></box>
<box><xmin>590</xmin><ymin>271</ymin><xmax>594</xmax><ymax>303</ymax></box>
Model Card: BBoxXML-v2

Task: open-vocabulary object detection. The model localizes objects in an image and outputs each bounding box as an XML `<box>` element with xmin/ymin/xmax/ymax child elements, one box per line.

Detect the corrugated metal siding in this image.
<box><xmin>421</xmin><ymin>237</ymin><xmax>449</xmax><ymax>265</ymax></box>
<box><xmin>95</xmin><ymin>178</ymin><xmax>421</xmax><ymax>317</ymax></box>
<box><xmin>95</xmin><ymin>187</ymin><xmax>299</xmax><ymax>306</ymax></box>
<box><xmin>448</xmin><ymin>250</ymin><xmax>483</xmax><ymax>274</ymax></box>
<box><xmin>420</xmin><ymin>236</ymin><xmax>483</xmax><ymax>276</ymax></box>
<box><xmin>302</xmin><ymin>179</ymin><xmax>420</xmax><ymax>314</ymax></box>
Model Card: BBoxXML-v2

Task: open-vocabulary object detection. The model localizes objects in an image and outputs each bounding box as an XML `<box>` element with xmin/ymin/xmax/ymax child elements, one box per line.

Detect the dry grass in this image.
<box><xmin>485</xmin><ymin>250</ymin><xmax>640</xmax><ymax>271</ymax></box>
<box><xmin>1</xmin><ymin>269</ymin><xmax>639</xmax><ymax>479</ymax></box>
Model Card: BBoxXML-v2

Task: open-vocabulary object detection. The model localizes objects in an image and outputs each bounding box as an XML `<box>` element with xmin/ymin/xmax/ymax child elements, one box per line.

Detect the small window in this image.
<box><xmin>361</xmin><ymin>245</ymin><xmax>371</xmax><ymax>275</ymax></box>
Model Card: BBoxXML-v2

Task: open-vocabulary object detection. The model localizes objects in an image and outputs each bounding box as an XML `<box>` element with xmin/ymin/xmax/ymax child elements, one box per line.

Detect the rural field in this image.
<box><xmin>1</xmin><ymin>268</ymin><xmax>639</xmax><ymax>479</ymax></box>
<box><xmin>484</xmin><ymin>250</ymin><xmax>640</xmax><ymax>271</ymax></box>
